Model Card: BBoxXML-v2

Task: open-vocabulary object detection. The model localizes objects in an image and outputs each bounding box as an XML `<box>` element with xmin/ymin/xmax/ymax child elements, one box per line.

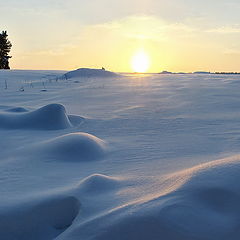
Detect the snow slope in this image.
<box><xmin>1</xmin><ymin>69</ymin><xmax>240</xmax><ymax>239</ymax></box>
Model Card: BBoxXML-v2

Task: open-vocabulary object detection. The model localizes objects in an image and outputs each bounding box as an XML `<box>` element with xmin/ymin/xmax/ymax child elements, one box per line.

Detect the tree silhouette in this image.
<box><xmin>0</xmin><ymin>31</ymin><xmax>12</xmax><ymax>69</ymax></box>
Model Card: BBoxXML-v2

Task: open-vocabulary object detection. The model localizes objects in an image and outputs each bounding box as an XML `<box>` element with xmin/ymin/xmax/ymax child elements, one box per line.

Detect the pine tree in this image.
<box><xmin>0</xmin><ymin>31</ymin><xmax>12</xmax><ymax>69</ymax></box>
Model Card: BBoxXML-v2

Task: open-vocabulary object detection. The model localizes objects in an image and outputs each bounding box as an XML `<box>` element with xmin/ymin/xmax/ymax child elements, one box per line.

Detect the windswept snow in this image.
<box><xmin>1</xmin><ymin>70</ymin><xmax>240</xmax><ymax>239</ymax></box>
<box><xmin>73</xmin><ymin>155</ymin><xmax>240</xmax><ymax>240</ymax></box>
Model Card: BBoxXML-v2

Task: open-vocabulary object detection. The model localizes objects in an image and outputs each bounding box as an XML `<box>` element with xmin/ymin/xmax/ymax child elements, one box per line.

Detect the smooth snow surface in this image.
<box><xmin>1</xmin><ymin>70</ymin><xmax>240</xmax><ymax>239</ymax></box>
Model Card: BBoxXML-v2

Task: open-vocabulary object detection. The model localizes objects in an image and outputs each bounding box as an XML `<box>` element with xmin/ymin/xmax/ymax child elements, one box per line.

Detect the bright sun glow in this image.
<box><xmin>131</xmin><ymin>50</ymin><xmax>150</xmax><ymax>73</ymax></box>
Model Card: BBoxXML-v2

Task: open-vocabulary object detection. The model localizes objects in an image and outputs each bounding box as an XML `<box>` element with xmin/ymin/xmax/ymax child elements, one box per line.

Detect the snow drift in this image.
<box><xmin>5</xmin><ymin>107</ymin><xmax>28</xmax><ymax>113</ymax></box>
<box><xmin>2</xmin><ymin>70</ymin><xmax>240</xmax><ymax>240</ymax></box>
<box><xmin>78</xmin><ymin>174</ymin><xmax>120</xmax><ymax>194</ymax></box>
<box><xmin>64</xmin><ymin>68</ymin><xmax>119</xmax><ymax>79</ymax></box>
<box><xmin>62</xmin><ymin>155</ymin><xmax>240</xmax><ymax>240</ymax></box>
<box><xmin>37</xmin><ymin>133</ymin><xmax>107</xmax><ymax>161</ymax></box>
<box><xmin>0</xmin><ymin>104</ymin><xmax>72</xmax><ymax>130</ymax></box>
<box><xmin>0</xmin><ymin>195</ymin><xmax>80</xmax><ymax>240</ymax></box>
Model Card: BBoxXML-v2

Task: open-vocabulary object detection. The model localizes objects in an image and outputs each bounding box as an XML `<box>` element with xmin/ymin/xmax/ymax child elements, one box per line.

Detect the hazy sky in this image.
<box><xmin>2</xmin><ymin>0</ymin><xmax>240</xmax><ymax>72</ymax></box>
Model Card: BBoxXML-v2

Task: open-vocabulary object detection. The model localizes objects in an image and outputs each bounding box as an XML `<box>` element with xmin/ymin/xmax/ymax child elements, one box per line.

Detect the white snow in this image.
<box><xmin>1</xmin><ymin>69</ymin><xmax>240</xmax><ymax>239</ymax></box>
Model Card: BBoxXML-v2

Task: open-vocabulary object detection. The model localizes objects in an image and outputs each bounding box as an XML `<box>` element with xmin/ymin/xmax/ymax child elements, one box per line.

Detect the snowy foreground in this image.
<box><xmin>1</xmin><ymin>69</ymin><xmax>240</xmax><ymax>240</ymax></box>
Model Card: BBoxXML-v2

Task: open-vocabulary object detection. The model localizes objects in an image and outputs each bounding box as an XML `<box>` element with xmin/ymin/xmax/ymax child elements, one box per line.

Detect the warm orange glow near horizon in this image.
<box><xmin>131</xmin><ymin>50</ymin><xmax>150</xmax><ymax>73</ymax></box>
<box><xmin>7</xmin><ymin>13</ymin><xmax>240</xmax><ymax>73</ymax></box>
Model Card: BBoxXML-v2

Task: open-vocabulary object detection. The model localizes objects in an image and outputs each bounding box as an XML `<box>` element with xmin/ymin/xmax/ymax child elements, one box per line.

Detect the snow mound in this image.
<box><xmin>5</xmin><ymin>107</ymin><xmax>28</xmax><ymax>113</ymax></box>
<box><xmin>63</xmin><ymin>156</ymin><xmax>240</xmax><ymax>240</ymax></box>
<box><xmin>78</xmin><ymin>174</ymin><xmax>120</xmax><ymax>193</ymax></box>
<box><xmin>40</xmin><ymin>133</ymin><xmax>106</xmax><ymax>161</ymax></box>
<box><xmin>0</xmin><ymin>196</ymin><xmax>80</xmax><ymax>240</ymax></box>
<box><xmin>0</xmin><ymin>104</ymin><xmax>72</xmax><ymax>130</ymax></box>
<box><xmin>64</xmin><ymin>68</ymin><xmax>119</xmax><ymax>79</ymax></box>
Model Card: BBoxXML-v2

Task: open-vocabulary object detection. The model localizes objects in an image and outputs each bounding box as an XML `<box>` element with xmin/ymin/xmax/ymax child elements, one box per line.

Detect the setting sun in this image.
<box><xmin>131</xmin><ymin>50</ymin><xmax>150</xmax><ymax>73</ymax></box>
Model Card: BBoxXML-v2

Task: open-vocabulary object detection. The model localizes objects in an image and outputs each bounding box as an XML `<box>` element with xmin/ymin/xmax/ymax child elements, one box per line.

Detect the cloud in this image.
<box><xmin>85</xmin><ymin>15</ymin><xmax>196</xmax><ymax>42</ymax></box>
<box><xmin>207</xmin><ymin>25</ymin><xmax>240</xmax><ymax>34</ymax></box>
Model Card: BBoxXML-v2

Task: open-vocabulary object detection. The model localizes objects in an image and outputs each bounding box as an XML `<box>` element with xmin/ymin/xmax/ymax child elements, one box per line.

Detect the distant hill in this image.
<box><xmin>63</xmin><ymin>68</ymin><xmax>119</xmax><ymax>79</ymax></box>
<box><xmin>159</xmin><ymin>71</ymin><xmax>173</xmax><ymax>74</ymax></box>
<box><xmin>193</xmin><ymin>71</ymin><xmax>211</xmax><ymax>74</ymax></box>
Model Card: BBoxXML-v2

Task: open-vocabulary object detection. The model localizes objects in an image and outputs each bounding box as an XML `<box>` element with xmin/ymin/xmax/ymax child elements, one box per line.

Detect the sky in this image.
<box><xmin>1</xmin><ymin>0</ymin><xmax>240</xmax><ymax>72</ymax></box>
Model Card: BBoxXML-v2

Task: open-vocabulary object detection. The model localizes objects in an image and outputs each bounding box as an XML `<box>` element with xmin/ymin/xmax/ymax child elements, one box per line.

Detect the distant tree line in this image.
<box><xmin>215</xmin><ymin>72</ymin><xmax>240</xmax><ymax>75</ymax></box>
<box><xmin>0</xmin><ymin>31</ymin><xmax>12</xmax><ymax>69</ymax></box>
